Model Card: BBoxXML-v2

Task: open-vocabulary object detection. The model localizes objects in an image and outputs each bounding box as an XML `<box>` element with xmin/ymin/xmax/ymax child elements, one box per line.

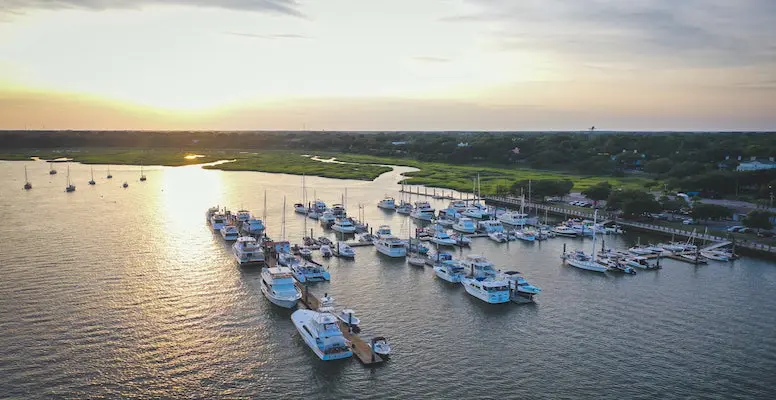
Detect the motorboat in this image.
<box><xmin>488</xmin><ymin>231</ymin><xmax>508</xmax><ymax>243</ymax></box>
<box><xmin>317</xmin><ymin>237</ymin><xmax>333</xmax><ymax>246</ymax></box>
<box><xmin>430</xmin><ymin>228</ymin><xmax>456</xmax><ymax>246</ymax></box>
<box><xmin>23</xmin><ymin>166</ymin><xmax>32</xmax><ymax>190</ymax></box>
<box><xmin>460</xmin><ymin>254</ymin><xmax>498</xmax><ymax>278</ymax></box>
<box><xmin>396</xmin><ymin>200</ymin><xmax>413</xmax><ymax>215</ymax></box>
<box><xmin>563</xmin><ymin>250</ymin><xmax>607</xmax><ymax>272</ymax></box>
<box><xmin>298</xmin><ymin>246</ymin><xmax>313</xmax><ymax>259</ymax></box>
<box><xmin>453</xmin><ymin>217</ymin><xmax>477</xmax><ymax>234</ymax></box>
<box><xmin>498</xmin><ymin>211</ymin><xmax>530</xmax><ymax>226</ymax></box>
<box><xmin>319</xmin><ymin>211</ymin><xmax>337</xmax><ymax>228</ymax></box>
<box><xmin>658</xmin><ymin>242</ymin><xmax>686</xmax><ymax>252</ymax></box>
<box><xmin>294</xmin><ymin>203</ymin><xmax>308</xmax><ymax>214</ymax></box>
<box><xmin>232</xmin><ymin>236</ymin><xmax>265</xmax><ymax>265</ymax></box>
<box><xmin>332</xmin><ymin>218</ymin><xmax>356</xmax><ymax>234</ymax></box>
<box><xmin>407</xmin><ymin>255</ymin><xmax>427</xmax><ymax>267</ymax></box>
<box><xmin>426</xmin><ymin>250</ymin><xmax>454</xmax><ymax>266</ymax></box>
<box><xmin>552</xmin><ymin>226</ymin><xmax>578</xmax><ymax>237</ymax></box>
<box><xmin>357</xmin><ymin>233</ymin><xmax>375</xmax><ymax>244</ymax></box>
<box><xmin>435</xmin><ymin>217</ymin><xmax>455</xmax><ymax>228</ymax></box>
<box><xmin>604</xmin><ymin>226</ymin><xmax>624</xmax><ymax>234</ymax></box>
<box><xmin>478</xmin><ymin>220</ymin><xmax>505</xmax><ymax>233</ymax></box>
<box><xmin>234</xmin><ymin>209</ymin><xmax>252</xmax><ymax>223</ymax></box>
<box><xmin>334</xmin><ymin>242</ymin><xmax>356</xmax><ymax>258</ymax></box>
<box><xmin>416</xmin><ymin>227</ymin><xmax>432</xmax><ymax>241</ymax></box>
<box><xmin>375</xmin><ymin>235</ymin><xmax>408</xmax><ymax>258</ymax></box>
<box><xmin>330</xmin><ymin>204</ymin><xmax>347</xmax><ymax>217</ymax></box>
<box><xmin>320</xmin><ymin>244</ymin><xmax>333</xmax><ymax>257</ymax></box>
<box><xmin>628</xmin><ymin>246</ymin><xmax>654</xmax><ymax>256</ymax></box>
<box><xmin>336</xmin><ymin>308</ymin><xmax>361</xmax><ymax>332</ymax></box>
<box><xmin>242</xmin><ymin>218</ymin><xmax>265</xmax><ymax>235</ymax></box>
<box><xmin>291</xmin><ymin>309</ymin><xmax>353</xmax><ymax>361</ymax></box>
<box><xmin>462</xmin><ymin>204</ymin><xmax>487</xmax><ymax>219</ymax></box>
<box><xmin>410</xmin><ymin>208</ymin><xmax>435</xmax><ymax>221</ymax></box>
<box><xmin>622</xmin><ymin>256</ymin><xmax>656</xmax><ymax>270</ymax></box>
<box><xmin>498</xmin><ymin>271</ymin><xmax>541</xmax><ymax>296</ymax></box>
<box><xmin>406</xmin><ymin>238</ymin><xmax>430</xmax><ymax>256</ymax></box>
<box><xmin>353</xmin><ymin>220</ymin><xmax>368</xmax><ymax>233</ymax></box>
<box><xmin>414</xmin><ymin>201</ymin><xmax>435</xmax><ymax>213</ymax></box>
<box><xmin>700</xmin><ymin>250</ymin><xmax>731</xmax><ymax>261</ymax></box>
<box><xmin>375</xmin><ymin>225</ymin><xmax>392</xmax><ymax>239</ymax></box>
<box><xmin>122</xmin><ymin>182</ymin><xmax>129</xmax><ymax>188</ymax></box>
<box><xmin>377</xmin><ymin>197</ymin><xmax>396</xmax><ymax>210</ymax></box>
<box><xmin>450</xmin><ymin>233</ymin><xmax>472</xmax><ymax>246</ymax></box>
<box><xmin>434</xmin><ymin>259</ymin><xmax>465</xmax><ymax>283</ymax></box>
<box><xmin>220</xmin><ymin>225</ymin><xmax>240</xmax><ymax>241</ymax></box>
<box><xmin>512</xmin><ymin>228</ymin><xmax>536</xmax><ymax>242</ymax></box>
<box><xmin>291</xmin><ymin>260</ymin><xmax>331</xmax><ymax>283</ymax></box>
<box><xmin>278</xmin><ymin>252</ymin><xmax>300</xmax><ymax>268</ymax></box>
<box><xmin>460</xmin><ymin>275</ymin><xmax>511</xmax><ymax>304</ymax></box>
<box><xmin>448</xmin><ymin>201</ymin><xmax>467</xmax><ymax>212</ymax></box>
<box><xmin>261</xmin><ymin>266</ymin><xmax>302</xmax><ymax>308</ymax></box>
<box><xmin>210</xmin><ymin>213</ymin><xmax>226</xmax><ymax>231</ymax></box>
<box><xmin>372</xmin><ymin>337</ymin><xmax>391</xmax><ymax>357</ymax></box>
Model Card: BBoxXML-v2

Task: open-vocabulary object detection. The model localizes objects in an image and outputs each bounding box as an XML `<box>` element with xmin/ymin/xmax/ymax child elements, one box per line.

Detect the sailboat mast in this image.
<box><xmin>263</xmin><ymin>190</ymin><xmax>267</xmax><ymax>224</ymax></box>
<box><xmin>591</xmin><ymin>209</ymin><xmax>598</xmax><ymax>262</ymax></box>
<box><xmin>282</xmin><ymin>196</ymin><xmax>286</xmax><ymax>241</ymax></box>
<box><xmin>24</xmin><ymin>166</ymin><xmax>28</xmax><ymax>182</ymax></box>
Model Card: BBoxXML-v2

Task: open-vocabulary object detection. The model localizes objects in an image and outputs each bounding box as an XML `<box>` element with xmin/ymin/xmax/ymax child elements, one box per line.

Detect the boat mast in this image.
<box><xmin>282</xmin><ymin>196</ymin><xmax>287</xmax><ymax>241</ymax></box>
<box><xmin>263</xmin><ymin>190</ymin><xmax>267</xmax><ymax>224</ymax></box>
<box><xmin>24</xmin><ymin>165</ymin><xmax>28</xmax><ymax>182</ymax></box>
<box><xmin>591</xmin><ymin>209</ymin><xmax>597</xmax><ymax>262</ymax></box>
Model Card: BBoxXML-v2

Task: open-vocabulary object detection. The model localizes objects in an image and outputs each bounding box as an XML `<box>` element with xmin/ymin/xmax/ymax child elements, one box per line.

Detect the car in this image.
<box><xmin>726</xmin><ymin>226</ymin><xmax>744</xmax><ymax>232</ymax></box>
<box><xmin>682</xmin><ymin>219</ymin><xmax>695</xmax><ymax>225</ymax></box>
<box><xmin>757</xmin><ymin>231</ymin><xmax>775</xmax><ymax>238</ymax></box>
<box><xmin>739</xmin><ymin>228</ymin><xmax>754</xmax><ymax>234</ymax></box>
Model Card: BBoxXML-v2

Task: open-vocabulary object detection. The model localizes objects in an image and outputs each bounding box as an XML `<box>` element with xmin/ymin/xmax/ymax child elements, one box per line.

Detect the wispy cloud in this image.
<box><xmin>225</xmin><ymin>32</ymin><xmax>309</xmax><ymax>40</ymax></box>
<box><xmin>444</xmin><ymin>0</ymin><xmax>776</xmax><ymax>68</ymax></box>
<box><xmin>412</xmin><ymin>56</ymin><xmax>451</xmax><ymax>63</ymax></box>
<box><xmin>1</xmin><ymin>0</ymin><xmax>305</xmax><ymax>18</ymax></box>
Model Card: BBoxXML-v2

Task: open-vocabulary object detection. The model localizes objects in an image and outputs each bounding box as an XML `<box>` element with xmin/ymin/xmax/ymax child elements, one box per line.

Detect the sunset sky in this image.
<box><xmin>1</xmin><ymin>0</ymin><xmax>774</xmax><ymax>131</ymax></box>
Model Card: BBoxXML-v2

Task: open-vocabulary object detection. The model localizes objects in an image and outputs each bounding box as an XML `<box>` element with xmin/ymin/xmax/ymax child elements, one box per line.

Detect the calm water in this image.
<box><xmin>1</xmin><ymin>160</ymin><xmax>775</xmax><ymax>399</ymax></box>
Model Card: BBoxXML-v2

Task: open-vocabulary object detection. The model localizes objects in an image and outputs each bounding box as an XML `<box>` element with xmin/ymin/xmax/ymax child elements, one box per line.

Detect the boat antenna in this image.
<box><xmin>282</xmin><ymin>195</ymin><xmax>286</xmax><ymax>241</ymax></box>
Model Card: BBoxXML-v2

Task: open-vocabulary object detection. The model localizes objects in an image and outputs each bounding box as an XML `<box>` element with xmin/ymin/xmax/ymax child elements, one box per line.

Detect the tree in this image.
<box><xmin>690</xmin><ymin>203</ymin><xmax>733</xmax><ymax>222</ymax></box>
<box><xmin>644</xmin><ymin>158</ymin><xmax>673</xmax><ymax>175</ymax></box>
<box><xmin>510</xmin><ymin>179</ymin><xmax>573</xmax><ymax>201</ymax></box>
<box><xmin>607</xmin><ymin>189</ymin><xmax>660</xmax><ymax>218</ymax></box>
<box><xmin>743</xmin><ymin>210</ymin><xmax>774</xmax><ymax>232</ymax></box>
<box><xmin>582</xmin><ymin>182</ymin><xmax>612</xmax><ymax>204</ymax></box>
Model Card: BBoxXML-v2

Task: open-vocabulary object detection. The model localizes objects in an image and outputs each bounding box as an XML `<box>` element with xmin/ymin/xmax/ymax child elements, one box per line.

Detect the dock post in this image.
<box><xmin>348</xmin><ymin>312</ymin><xmax>353</xmax><ymax>334</ymax></box>
<box><xmin>370</xmin><ymin>338</ymin><xmax>376</xmax><ymax>363</ymax></box>
<box><xmin>562</xmin><ymin>243</ymin><xmax>567</xmax><ymax>261</ymax></box>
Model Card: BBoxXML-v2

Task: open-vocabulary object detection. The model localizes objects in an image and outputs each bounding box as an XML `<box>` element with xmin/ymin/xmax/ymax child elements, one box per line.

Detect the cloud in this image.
<box><xmin>1</xmin><ymin>0</ymin><xmax>305</xmax><ymax>18</ymax></box>
<box><xmin>444</xmin><ymin>0</ymin><xmax>776</xmax><ymax>69</ymax></box>
<box><xmin>412</xmin><ymin>56</ymin><xmax>451</xmax><ymax>63</ymax></box>
<box><xmin>225</xmin><ymin>32</ymin><xmax>309</xmax><ymax>40</ymax></box>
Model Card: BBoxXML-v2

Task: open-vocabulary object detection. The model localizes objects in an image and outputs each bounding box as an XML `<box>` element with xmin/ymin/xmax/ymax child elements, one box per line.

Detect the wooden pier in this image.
<box><xmin>399</xmin><ymin>186</ymin><xmax>474</xmax><ymax>201</ymax></box>
<box><xmin>295</xmin><ymin>283</ymin><xmax>385</xmax><ymax>366</ymax></box>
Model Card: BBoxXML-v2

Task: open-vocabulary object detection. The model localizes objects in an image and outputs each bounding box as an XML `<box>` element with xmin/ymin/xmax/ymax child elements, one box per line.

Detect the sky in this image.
<box><xmin>0</xmin><ymin>0</ymin><xmax>775</xmax><ymax>131</ymax></box>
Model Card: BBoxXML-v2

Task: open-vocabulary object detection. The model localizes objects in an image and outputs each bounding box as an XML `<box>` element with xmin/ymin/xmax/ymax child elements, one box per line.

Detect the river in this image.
<box><xmin>1</xmin><ymin>160</ymin><xmax>775</xmax><ymax>399</ymax></box>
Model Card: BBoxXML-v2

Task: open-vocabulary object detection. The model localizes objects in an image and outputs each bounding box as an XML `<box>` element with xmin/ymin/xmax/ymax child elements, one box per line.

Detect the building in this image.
<box><xmin>736</xmin><ymin>158</ymin><xmax>776</xmax><ymax>171</ymax></box>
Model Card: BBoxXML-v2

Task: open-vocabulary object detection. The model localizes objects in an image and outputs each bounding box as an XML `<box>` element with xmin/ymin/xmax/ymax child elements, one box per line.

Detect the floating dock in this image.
<box><xmin>295</xmin><ymin>283</ymin><xmax>385</xmax><ymax>366</ymax></box>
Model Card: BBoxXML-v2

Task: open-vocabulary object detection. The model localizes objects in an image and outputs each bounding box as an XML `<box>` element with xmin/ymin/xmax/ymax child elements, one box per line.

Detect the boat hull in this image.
<box><xmin>434</xmin><ymin>267</ymin><xmax>462</xmax><ymax>283</ymax></box>
<box><xmin>332</xmin><ymin>226</ymin><xmax>356</xmax><ymax>234</ymax></box>
<box><xmin>566</xmin><ymin>258</ymin><xmax>607</xmax><ymax>272</ymax></box>
<box><xmin>431</xmin><ymin>238</ymin><xmax>456</xmax><ymax>246</ymax></box>
<box><xmin>461</xmin><ymin>279</ymin><xmax>510</xmax><ymax>304</ymax></box>
<box><xmin>260</xmin><ymin>285</ymin><xmax>299</xmax><ymax>308</ymax></box>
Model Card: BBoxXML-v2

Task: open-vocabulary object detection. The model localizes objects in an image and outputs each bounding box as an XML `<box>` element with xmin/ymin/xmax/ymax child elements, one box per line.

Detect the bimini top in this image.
<box><xmin>267</xmin><ymin>267</ymin><xmax>294</xmax><ymax>278</ymax></box>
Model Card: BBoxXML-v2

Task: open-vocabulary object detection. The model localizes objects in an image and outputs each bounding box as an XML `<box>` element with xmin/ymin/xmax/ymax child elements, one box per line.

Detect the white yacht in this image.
<box><xmin>430</xmin><ymin>228</ymin><xmax>456</xmax><ymax>246</ymax></box>
<box><xmin>377</xmin><ymin>197</ymin><xmax>396</xmax><ymax>210</ymax></box>
<box><xmin>453</xmin><ymin>217</ymin><xmax>477</xmax><ymax>234</ymax></box>
<box><xmin>319</xmin><ymin>211</ymin><xmax>337</xmax><ymax>228</ymax></box>
<box><xmin>396</xmin><ymin>200</ymin><xmax>413</xmax><ymax>215</ymax></box>
<box><xmin>498</xmin><ymin>211</ymin><xmax>530</xmax><ymax>226</ymax></box>
<box><xmin>488</xmin><ymin>231</ymin><xmax>508</xmax><ymax>243</ymax></box>
<box><xmin>460</xmin><ymin>275</ymin><xmax>511</xmax><ymax>304</ymax></box>
<box><xmin>448</xmin><ymin>201</ymin><xmax>467</xmax><ymax>212</ymax></box>
<box><xmin>232</xmin><ymin>236</ymin><xmax>265</xmax><ymax>265</ymax></box>
<box><xmin>498</xmin><ymin>271</ymin><xmax>541</xmax><ymax>296</ymax></box>
<box><xmin>375</xmin><ymin>225</ymin><xmax>393</xmax><ymax>239</ymax></box>
<box><xmin>460</xmin><ymin>255</ymin><xmax>498</xmax><ymax>278</ymax></box>
<box><xmin>334</xmin><ymin>242</ymin><xmax>356</xmax><ymax>258</ymax></box>
<box><xmin>210</xmin><ymin>213</ymin><xmax>226</xmax><ymax>231</ymax></box>
<box><xmin>513</xmin><ymin>229</ymin><xmax>536</xmax><ymax>242</ymax></box>
<box><xmin>552</xmin><ymin>226</ymin><xmax>578</xmax><ymax>237</ymax></box>
<box><xmin>462</xmin><ymin>206</ymin><xmax>486</xmax><ymax>219</ymax></box>
<box><xmin>294</xmin><ymin>203</ymin><xmax>308</xmax><ymax>214</ymax></box>
<box><xmin>434</xmin><ymin>259</ymin><xmax>465</xmax><ymax>283</ymax></box>
<box><xmin>410</xmin><ymin>207</ymin><xmax>435</xmax><ymax>221</ymax></box>
<box><xmin>332</xmin><ymin>218</ymin><xmax>356</xmax><ymax>234</ymax></box>
<box><xmin>261</xmin><ymin>267</ymin><xmax>302</xmax><ymax>308</ymax></box>
<box><xmin>375</xmin><ymin>235</ymin><xmax>407</xmax><ymax>258</ymax></box>
<box><xmin>563</xmin><ymin>250</ymin><xmax>607</xmax><ymax>272</ymax></box>
<box><xmin>478</xmin><ymin>220</ymin><xmax>505</xmax><ymax>233</ymax></box>
<box><xmin>291</xmin><ymin>309</ymin><xmax>353</xmax><ymax>361</ymax></box>
<box><xmin>241</xmin><ymin>218</ymin><xmax>265</xmax><ymax>235</ymax></box>
<box><xmin>291</xmin><ymin>260</ymin><xmax>331</xmax><ymax>283</ymax></box>
<box><xmin>220</xmin><ymin>225</ymin><xmax>240</xmax><ymax>241</ymax></box>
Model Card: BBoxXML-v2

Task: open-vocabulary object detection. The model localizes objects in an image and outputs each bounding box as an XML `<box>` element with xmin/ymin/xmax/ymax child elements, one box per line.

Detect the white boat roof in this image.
<box><xmin>466</xmin><ymin>254</ymin><xmax>488</xmax><ymax>261</ymax></box>
<box><xmin>267</xmin><ymin>266</ymin><xmax>293</xmax><ymax>275</ymax></box>
<box><xmin>237</xmin><ymin>236</ymin><xmax>257</xmax><ymax>242</ymax></box>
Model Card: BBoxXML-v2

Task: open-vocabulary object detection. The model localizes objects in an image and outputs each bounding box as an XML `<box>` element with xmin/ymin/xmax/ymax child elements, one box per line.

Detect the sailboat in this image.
<box><xmin>23</xmin><ymin>166</ymin><xmax>32</xmax><ymax>190</ymax></box>
<box><xmin>65</xmin><ymin>164</ymin><xmax>76</xmax><ymax>192</ymax></box>
<box><xmin>106</xmin><ymin>166</ymin><xmax>113</xmax><ymax>179</ymax></box>
<box><xmin>562</xmin><ymin>209</ymin><xmax>607</xmax><ymax>272</ymax></box>
<box><xmin>139</xmin><ymin>162</ymin><xmax>147</xmax><ymax>181</ymax></box>
<box><xmin>88</xmin><ymin>166</ymin><xmax>96</xmax><ymax>185</ymax></box>
<box><xmin>49</xmin><ymin>162</ymin><xmax>57</xmax><ymax>175</ymax></box>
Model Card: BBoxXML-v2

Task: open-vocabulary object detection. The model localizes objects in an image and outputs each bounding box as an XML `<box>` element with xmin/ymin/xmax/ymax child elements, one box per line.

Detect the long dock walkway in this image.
<box><xmin>295</xmin><ymin>282</ymin><xmax>384</xmax><ymax>365</ymax></box>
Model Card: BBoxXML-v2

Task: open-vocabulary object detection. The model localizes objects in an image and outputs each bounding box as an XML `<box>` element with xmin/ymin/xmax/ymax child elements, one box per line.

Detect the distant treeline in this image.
<box><xmin>2</xmin><ymin>130</ymin><xmax>775</xmax><ymax>200</ymax></box>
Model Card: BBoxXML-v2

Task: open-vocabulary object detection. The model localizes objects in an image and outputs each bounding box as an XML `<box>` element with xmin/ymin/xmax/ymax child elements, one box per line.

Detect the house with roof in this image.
<box><xmin>736</xmin><ymin>157</ymin><xmax>776</xmax><ymax>171</ymax></box>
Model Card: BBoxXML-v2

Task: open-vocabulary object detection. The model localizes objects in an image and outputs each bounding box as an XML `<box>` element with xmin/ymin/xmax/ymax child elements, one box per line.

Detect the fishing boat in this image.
<box><xmin>291</xmin><ymin>308</ymin><xmax>353</xmax><ymax>361</ymax></box>
<box><xmin>139</xmin><ymin>163</ymin><xmax>147</xmax><ymax>181</ymax></box>
<box><xmin>332</xmin><ymin>218</ymin><xmax>356</xmax><ymax>234</ymax></box>
<box><xmin>291</xmin><ymin>260</ymin><xmax>331</xmax><ymax>283</ymax></box>
<box><xmin>23</xmin><ymin>166</ymin><xmax>32</xmax><ymax>190</ymax></box>
<box><xmin>434</xmin><ymin>259</ymin><xmax>466</xmax><ymax>283</ymax></box>
<box><xmin>220</xmin><ymin>225</ymin><xmax>239</xmax><ymax>241</ymax></box>
<box><xmin>453</xmin><ymin>217</ymin><xmax>477</xmax><ymax>234</ymax></box>
<box><xmin>372</xmin><ymin>337</ymin><xmax>392</xmax><ymax>357</ymax></box>
<box><xmin>333</xmin><ymin>242</ymin><xmax>356</xmax><ymax>258</ymax></box>
<box><xmin>232</xmin><ymin>236</ymin><xmax>265</xmax><ymax>265</ymax></box>
<box><xmin>377</xmin><ymin>197</ymin><xmax>396</xmax><ymax>210</ymax></box>
<box><xmin>430</xmin><ymin>228</ymin><xmax>456</xmax><ymax>246</ymax></box>
<box><xmin>261</xmin><ymin>266</ymin><xmax>302</xmax><ymax>308</ymax></box>
<box><xmin>336</xmin><ymin>308</ymin><xmax>361</xmax><ymax>332</ymax></box>
<box><xmin>460</xmin><ymin>275</ymin><xmax>511</xmax><ymax>304</ymax></box>
<box><xmin>375</xmin><ymin>235</ymin><xmax>407</xmax><ymax>258</ymax></box>
<box><xmin>88</xmin><ymin>166</ymin><xmax>96</xmax><ymax>185</ymax></box>
<box><xmin>65</xmin><ymin>165</ymin><xmax>76</xmax><ymax>192</ymax></box>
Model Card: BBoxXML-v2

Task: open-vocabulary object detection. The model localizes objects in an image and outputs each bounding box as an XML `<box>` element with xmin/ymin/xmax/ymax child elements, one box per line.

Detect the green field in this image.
<box><xmin>202</xmin><ymin>153</ymin><xmax>392</xmax><ymax>180</ymax></box>
<box><xmin>322</xmin><ymin>153</ymin><xmax>657</xmax><ymax>194</ymax></box>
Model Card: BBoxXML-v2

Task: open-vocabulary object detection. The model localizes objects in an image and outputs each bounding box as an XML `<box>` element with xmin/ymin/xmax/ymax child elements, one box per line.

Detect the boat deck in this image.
<box><xmin>295</xmin><ymin>282</ymin><xmax>385</xmax><ymax>366</ymax></box>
